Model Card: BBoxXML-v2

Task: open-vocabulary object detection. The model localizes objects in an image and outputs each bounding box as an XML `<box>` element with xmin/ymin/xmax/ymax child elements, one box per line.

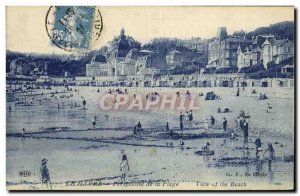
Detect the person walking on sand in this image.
<box><xmin>264</xmin><ymin>143</ymin><xmax>275</xmax><ymax>169</ymax></box>
<box><xmin>40</xmin><ymin>159</ymin><xmax>51</xmax><ymax>189</ymax></box>
<box><xmin>222</xmin><ymin>117</ymin><xmax>227</xmax><ymax>132</ymax></box>
<box><xmin>21</xmin><ymin>128</ymin><xmax>26</xmax><ymax>141</ymax></box>
<box><xmin>120</xmin><ymin>155</ymin><xmax>130</xmax><ymax>182</ymax></box>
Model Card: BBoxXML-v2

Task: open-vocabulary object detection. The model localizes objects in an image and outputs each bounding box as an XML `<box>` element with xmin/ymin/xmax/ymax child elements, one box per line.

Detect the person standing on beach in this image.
<box><xmin>188</xmin><ymin>110</ymin><xmax>193</xmax><ymax>124</ymax></box>
<box><xmin>179</xmin><ymin>112</ymin><xmax>184</xmax><ymax>134</ymax></box>
<box><xmin>236</xmin><ymin>88</ymin><xmax>240</xmax><ymax>97</ymax></box>
<box><xmin>40</xmin><ymin>159</ymin><xmax>51</xmax><ymax>189</ymax></box>
<box><xmin>235</xmin><ymin>117</ymin><xmax>239</xmax><ymax>131</ymax></box>
<box><xmin>264</xmin><ymin>143</ymin><xmax>275</xmax><ymax>169</ymax></box>
<box><xmin>188</xmin><ymin>110</ymin><xmax>194</xmax><ymax>124</ymax></box>
<box><xmin>222</xmin><ymin>117</ymin><xmax>227</xmax><ymax>132</ymax></box>
<box><xmin>82</xmin><ymin>99</ymin><xmax>86</xmax><ymax>109</ymax></box>
<box><xmin>239</xmin><ymin>117</ymin><xmax>244</xmax><ymax>130</ymax></box>
<box><xmin>243</xmin><ymin>145</ymin><xmax>250</xmax><ymax>163</ymax></box>
<box><xmin>204</xmin><ymin>119</ymin><xmax>209</xmax><ymax>132</ymax></box>
<box><xmin>120</xmin><ymin>155</ymin><xmax>130</xmax><ymax>182</ymax></box>
<box><xmin>210</xmin><ymin>116</ymin><xmax>215</xmax><ymax>127</ymax></box>
<box><xmin>257</xmin><ymin>147</ymin><xmax>264</xmax><ymax>165</ymax></box>
<box><xmin>243</xmin><ymin>120</ymin><xmax>249</xmax><ymax>144</ymax></box>
<box><xmin>21</xmin><ymin>128</ymin><xmax>26</xmax><ymax>141</ymax></box>
<box><xmin>92</xmin><ymin>116</ymin><xmax>96</xmax><ymax>128</ymax></box>
<box><xmin>254</xmin><ymin>134</ymin><xmax>262</xmax><ymax>159</ymax></box>
<box><xmin>179</xmin><ymin>139</ymin><xmax>185</xmax><ymax>150</ymax></box>
<box><xmin>165</xmin><ymin>122</ymin><xmax>169</xmax><ymax>132</ymax></box>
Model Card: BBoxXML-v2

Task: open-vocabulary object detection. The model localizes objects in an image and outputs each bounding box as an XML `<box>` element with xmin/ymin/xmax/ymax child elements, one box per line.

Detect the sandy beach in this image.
<box><xmin>6</xmin><ymin>85</ymin><xmax>294</xmax><ymax>190</ymax></box>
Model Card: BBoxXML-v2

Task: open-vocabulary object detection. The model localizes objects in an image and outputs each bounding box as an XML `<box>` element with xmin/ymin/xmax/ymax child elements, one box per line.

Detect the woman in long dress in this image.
<box><xmin>264</xmin><ymin>143</ymin><xmax>275</xmax><ymax>169</ymax></box>
<box><xmin>120</xmin><ymin>155</ymin><xmax>130</xmax><ymax>182</ymax></box>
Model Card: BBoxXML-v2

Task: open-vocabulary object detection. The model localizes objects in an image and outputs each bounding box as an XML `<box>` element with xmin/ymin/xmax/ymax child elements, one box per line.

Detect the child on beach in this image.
<box><xmin>204</xmin><ymin>119</ymin><xmax>209</xmax><ymax>132</ymax></box>
<box><xmin>179</xmin><ymin>139</ymin><xmax>185</xmax><ymax>150</ymax></box>
<box><xmin>92</xmin><ymin>119</ymin><xmax>96</xmax><ymax>128</ymax></box>
<box><xmin>257</xmin><ymin>147</ymin><xmax>264</xmax><ymax>165</ymax></box>
<box><xmin>243</xmin><ymin>146</ymin><xmax>250</xmax><ymax>163</ymax></box>
<box><xmin>202</xmin><ymin>142</ymin><xmax>210</xmax><ymax>154</ymax></box>
<box><xmin>120</xmin><ymin>155</ymin><xmax>130</xmax><ymax>182</ymax></box>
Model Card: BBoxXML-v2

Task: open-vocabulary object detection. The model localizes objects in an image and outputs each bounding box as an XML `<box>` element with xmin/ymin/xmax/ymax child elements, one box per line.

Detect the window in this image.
<box><xmin>285</xmin><ymin>46</ymin><xmax>291</xmax><ymax>53</ymax></box>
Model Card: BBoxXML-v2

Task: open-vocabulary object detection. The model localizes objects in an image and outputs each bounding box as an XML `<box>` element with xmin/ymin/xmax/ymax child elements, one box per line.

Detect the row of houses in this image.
<box><xmin>237</xmin><ymin>35</ymin><xmax>294</xmax><ymax>70</ymax></box>
<box><xmin>9</xmin><ymin>58</ymin><xmax>49</xmax><ymax>78</ymax></box>
<box><xmin>207</xmin><ymin>27</ymin><xmax>294</xmax><ymax>70</ymax></box>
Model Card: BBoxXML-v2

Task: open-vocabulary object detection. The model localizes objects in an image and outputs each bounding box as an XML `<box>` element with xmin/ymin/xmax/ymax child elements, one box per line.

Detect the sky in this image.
<box><xmin>6</xmin><ymin>6</ymin><xmax>294</xmax><ymax>54</ymax></box>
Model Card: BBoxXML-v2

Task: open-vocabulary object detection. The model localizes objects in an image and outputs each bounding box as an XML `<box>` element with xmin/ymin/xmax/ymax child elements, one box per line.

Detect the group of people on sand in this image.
<box><xmin>243</xmin><ymin>133</ymin><xmax>276</xmax><ymax>169</ymax></box>
<box><xmin>145</xmin><ymin>92</ymin><xmax>160</xmax><ymax>101</ymax></box>
<box><xmin>107</xmin><ymin>88</ymin><xmax>128</xmax><ymax>95</ymax></box>
<box><xmin>178</xmin><ymin>110</ymin><xmax>194</xmax><ymax>133</ymax></box>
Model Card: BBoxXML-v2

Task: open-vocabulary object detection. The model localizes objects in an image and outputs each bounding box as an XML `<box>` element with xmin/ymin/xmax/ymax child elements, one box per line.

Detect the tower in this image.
<box><xmin>216</xmin><ymin>27</ymin><xmax>228</xmax><ymax>42</ymax></box>
<box><xmin>120</xmin><ymin>27</ymin><xmax>125</xmax><ymax>38</ymax></box>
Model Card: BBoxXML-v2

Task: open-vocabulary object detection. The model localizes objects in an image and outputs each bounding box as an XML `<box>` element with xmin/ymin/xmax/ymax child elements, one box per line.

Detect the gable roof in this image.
<box><xmin>262</xmin><ymin>38</ymin><xmax>291</xmax><ymax>47</ymax></box>
<box><xmin>168</xmin><ymin>50</ymin><xmax>182</xmax><ymax>54</ymax></box>
<box><xmin>273</xmin><ymin>39</ymin><xmax>289</xmax><ymax>46</ymax></box>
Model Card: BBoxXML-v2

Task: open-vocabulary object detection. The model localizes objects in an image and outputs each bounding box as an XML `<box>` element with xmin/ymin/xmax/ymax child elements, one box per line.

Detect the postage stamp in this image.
<box><xmin>45</xmin><ymin>6</ymin><xmax>103</xmax><ymax>52</ymax></box>
<box><xmin>6</xmin><ymin>6</ymin><xmax>295</xmax><ymax>191</ymax></box>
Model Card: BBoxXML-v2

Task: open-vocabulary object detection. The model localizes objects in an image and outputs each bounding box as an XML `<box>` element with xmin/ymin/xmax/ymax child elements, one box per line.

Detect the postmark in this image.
<box><xmin>45</xmin><ymin>6</ymin><xmax>103</xmax><ymax>52</ymax></box>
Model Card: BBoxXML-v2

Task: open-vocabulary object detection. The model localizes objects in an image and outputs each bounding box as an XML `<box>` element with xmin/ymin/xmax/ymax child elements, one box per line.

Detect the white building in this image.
<box><xmin>261</xmin><ymin>38</ymin><xmax>294</xmax><ymax>69</ymax></box>
<box><xmin>86</xmin><ymin>54</ymin><xmax>113</xmax><ymax>77</ymax></box>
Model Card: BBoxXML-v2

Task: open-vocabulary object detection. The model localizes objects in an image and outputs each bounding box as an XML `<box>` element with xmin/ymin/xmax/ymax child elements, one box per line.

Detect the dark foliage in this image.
<box><xmin>246</xmin><ymin>21</ymin><xmax>294</xmax><ymax>41</ymax></box>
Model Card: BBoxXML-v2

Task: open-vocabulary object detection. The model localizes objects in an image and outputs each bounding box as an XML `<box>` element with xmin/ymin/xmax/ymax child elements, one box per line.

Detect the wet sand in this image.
<box><xmin>6</xmin><ymin>85</ymin><xmax>294</xmax><ymax>190</ymax></box>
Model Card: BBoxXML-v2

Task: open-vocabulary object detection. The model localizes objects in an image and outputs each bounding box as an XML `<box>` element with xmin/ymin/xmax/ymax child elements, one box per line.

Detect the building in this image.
<box><xmin>237</xmin><ymin>45</ymin><xmax>255</xmax><ymax>70</ymax></box>
<box><xmin>9</xmin><ymin>58</ymin><xmax>48</xmax><ymax>77</ymax></box>
<box><xmin>105</xmin><ymin>28</ymin><xmax>141</xmax><ymax>76</ymax></box>
<box><xmin>261</xmin><ymin>38</ymin><xmax>294</xmax><ymax>69</ymax></box>
<box><xmin>10</xmin><ymin>58</ymin><xmax>31</xmax><ymax>76</ymax></box>
<box><xmin>166</xmin><ymin>50</ymin><xmax>184</xmax><ymax>66</ymax></box>
<box><xmin>135</xmin><ymin>50</ymin><xmax>155</xmax><ymax>75</ymax></box>
<box><xmin>176</xmin><ymin>38</ymin><xmax>208</xmax><ymax>52</ymax></box>
<box><xmin>29</xmin><ymin>61</ymin><xmax>49</xmax><ymax>77</ymax></box>
<box><xmin>86</xmin><ymin>54</ymin><xmax>113</xmax><ymax>77</ymax></box>
<box><xmin>281</xmin><ymin>64</ymin><xmax>294</xmax><ymax>77</ymax></box>
<box><xmin>237</xmin><ymin>35</ymin><xmax>275</xmax><ymax>70</ymax></box>
<box><xmin>208</xmin><ymin>27</ymin><xmax>251</xmax><ymax>69</ymax></box>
